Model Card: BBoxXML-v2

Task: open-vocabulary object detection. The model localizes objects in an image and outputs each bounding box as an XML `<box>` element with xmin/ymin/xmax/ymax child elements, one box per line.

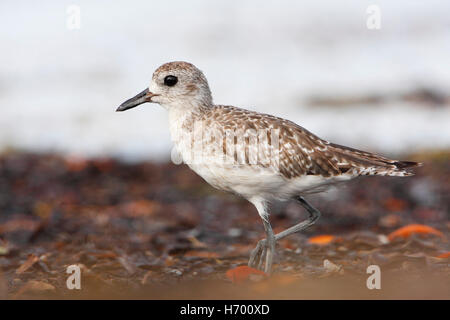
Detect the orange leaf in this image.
<box><xmin>308</xmin><ymin>235</ymin><xmax>335</xmax><ymax>245</ymax></box>
<box><xmin>226</xmin><ymin>266</ymin><xmax>266</xmax><ymax>284</ymax></box>
<box><xmin>437</xmin><ymin>252</ymin><xmax>450</xmax><ymax>259</ymax></box>
<box><xmin>388</xmin><ymin>224</ymin><xmax>443</xmax><ymax>241</ymax></box>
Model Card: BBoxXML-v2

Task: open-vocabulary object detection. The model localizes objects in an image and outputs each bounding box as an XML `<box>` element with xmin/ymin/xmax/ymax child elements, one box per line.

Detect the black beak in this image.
<box><xmin>116</xmin><ymin>88</ymin><xmax>156</xmax><ymax>112</ymax></box>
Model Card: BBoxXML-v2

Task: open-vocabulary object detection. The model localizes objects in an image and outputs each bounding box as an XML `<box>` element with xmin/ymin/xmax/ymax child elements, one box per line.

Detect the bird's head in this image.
<box><xmin>116</xmin><ymin>61</ymin><xmax>212</xmax><ymax>112</ymax></box>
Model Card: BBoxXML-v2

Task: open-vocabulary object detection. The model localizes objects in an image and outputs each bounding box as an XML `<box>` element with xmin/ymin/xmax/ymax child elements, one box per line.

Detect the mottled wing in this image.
<box><xmin>275</xmin><ymin>118</ymin><xmax>420</xmax><ymax>178</ymax></box>
<box><xmin>209</xmin><ymin>105</ymin><xmax>420</xmax><ymax>179</ymax></box>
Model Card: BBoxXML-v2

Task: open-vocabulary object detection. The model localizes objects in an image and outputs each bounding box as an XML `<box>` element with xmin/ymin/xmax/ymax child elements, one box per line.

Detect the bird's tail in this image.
<box><xmin>328</xmin><ymin>143</ymin><xmax>422</xmax><ymax>177</ymax></box>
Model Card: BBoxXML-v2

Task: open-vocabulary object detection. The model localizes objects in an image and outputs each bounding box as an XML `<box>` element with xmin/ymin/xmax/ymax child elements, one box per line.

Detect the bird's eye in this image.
<box><xmin>164</xmin><ymin>75</ymin><xmax>178</xmax><ymax>86</ymax></box>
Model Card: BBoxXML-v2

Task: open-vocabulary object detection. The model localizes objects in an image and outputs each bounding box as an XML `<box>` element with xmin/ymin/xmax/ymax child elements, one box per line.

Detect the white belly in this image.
<box><xmin>187</xmin><ymin>162</ymin><xmax>282</xmax><ymax>197</ymax></box>
<box><xmin>186</xmin><ymin>161</ymin><xmax>351</xmax><ymax>201</ymax></box>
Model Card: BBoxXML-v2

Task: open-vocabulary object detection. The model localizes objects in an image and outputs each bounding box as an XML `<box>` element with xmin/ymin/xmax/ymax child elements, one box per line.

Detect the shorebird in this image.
<box><xmin>117</xmin><ymin>61</ymin><xmax>420</xmax><ymax>274</ymax></box>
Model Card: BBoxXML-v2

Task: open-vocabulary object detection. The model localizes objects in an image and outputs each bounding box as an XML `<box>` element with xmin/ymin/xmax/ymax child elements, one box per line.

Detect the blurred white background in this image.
<box><xmin>1</xmin><ymin>0</ymin><xmax>449</xmax><ymax>160</ymax></box>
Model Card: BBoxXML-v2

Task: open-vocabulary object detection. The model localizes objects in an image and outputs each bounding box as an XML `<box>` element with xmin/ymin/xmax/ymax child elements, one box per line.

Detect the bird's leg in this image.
<box><xmin>248</xmin><ymin>219</ymin><xmax>275</xmax><ymax>273</ymax></box>
<box><xmin>248</xmin><ymin>196</ymin><xmax>321</xmax><ymax>272</ymax></box>
<box><xmin>248</xmin><ymin>238</ymin><xmax>265</xmax><ymax>269</ymax></box>
<box><xmin>262</xmin><ymin>220</ymin><xmax>275</xmax><ymax>273</ymax></box>
<box><xmin>273</xmin><ymin>196</ymin><xmax>321</xmax><ymax>241</ymax></box>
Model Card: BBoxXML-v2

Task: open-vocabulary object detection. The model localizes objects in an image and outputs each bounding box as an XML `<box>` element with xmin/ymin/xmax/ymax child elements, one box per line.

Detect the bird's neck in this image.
<box><xmin>167</xmin><ymin>102</ymin><xmax>210</xmax><ymax>145</ymax></box>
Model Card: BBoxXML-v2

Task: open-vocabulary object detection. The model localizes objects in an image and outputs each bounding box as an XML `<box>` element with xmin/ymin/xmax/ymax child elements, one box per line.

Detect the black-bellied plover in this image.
<box><xmin>117</xmin><ymin>61</ymin><xmax>420</xmax><ymax>273</ymax></box>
